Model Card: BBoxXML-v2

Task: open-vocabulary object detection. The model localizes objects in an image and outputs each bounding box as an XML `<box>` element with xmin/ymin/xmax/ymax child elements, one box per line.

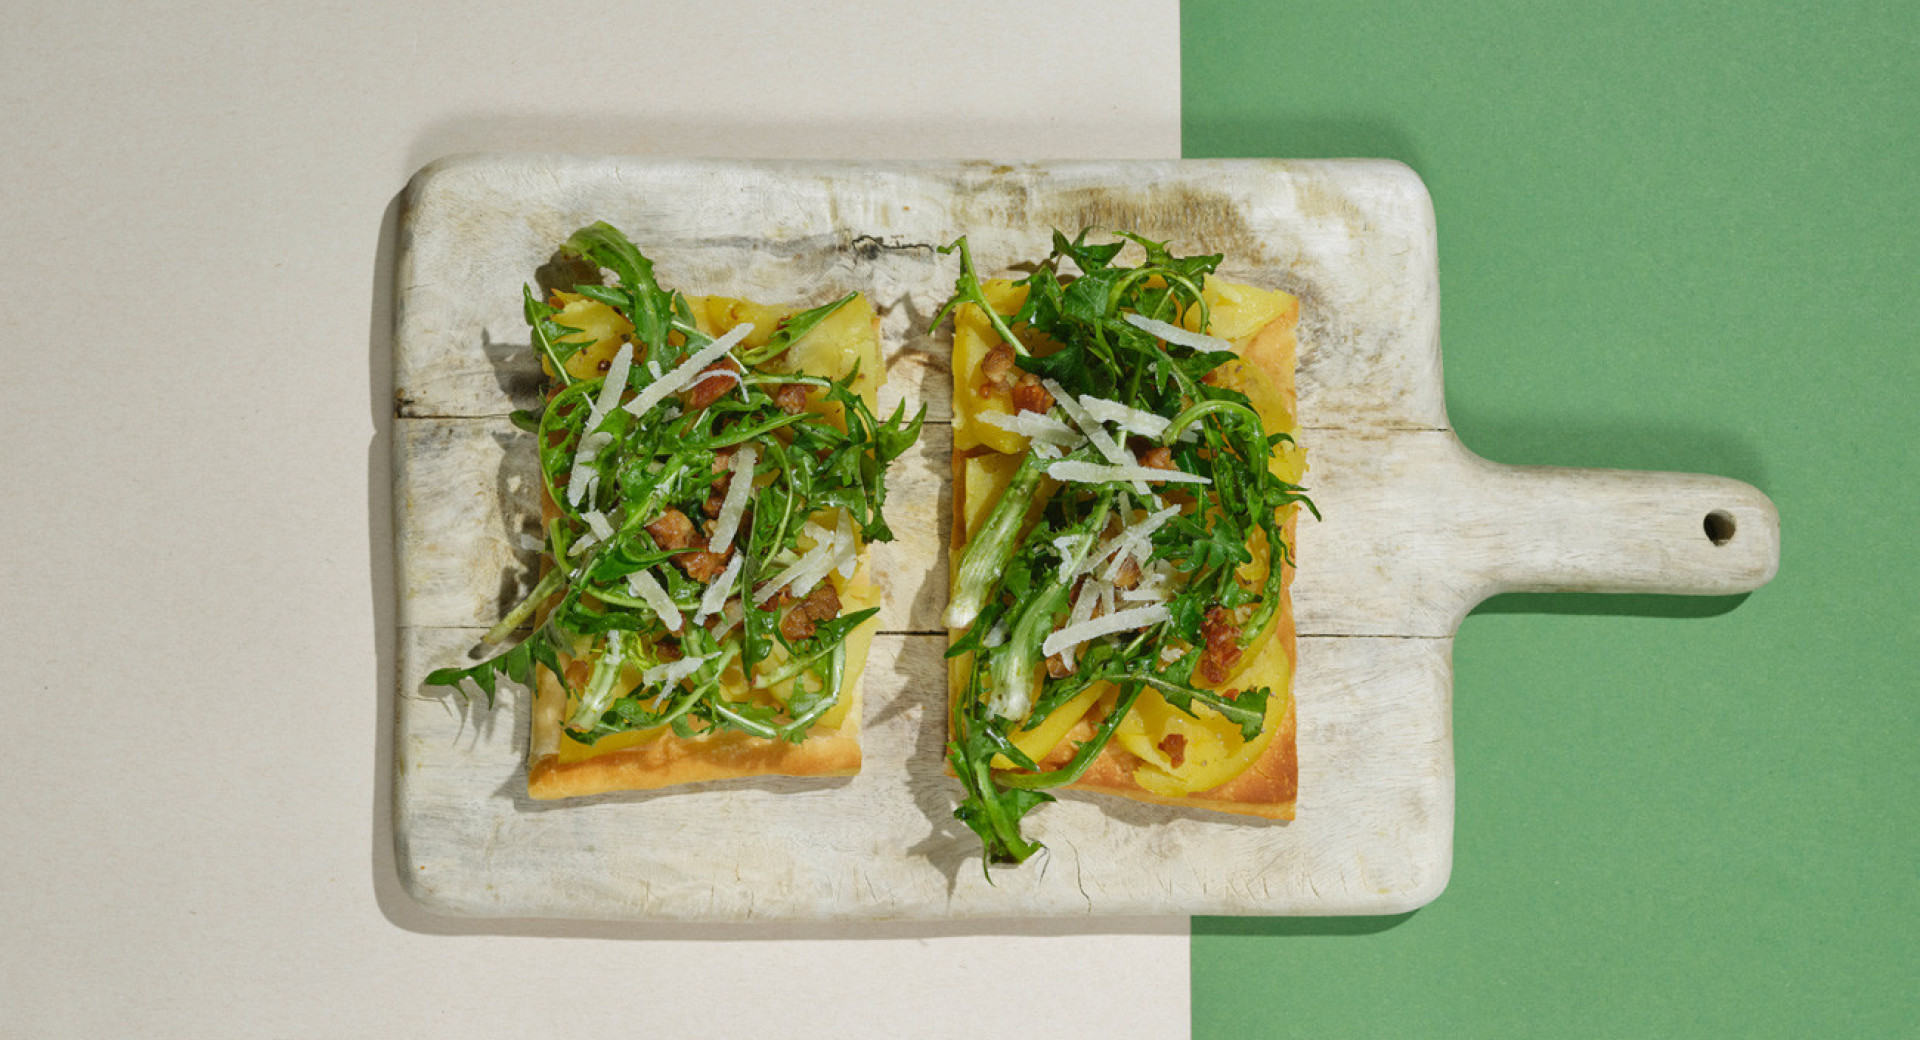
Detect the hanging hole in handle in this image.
<box><xmin>1704</xmin><ymin>510</ymin><xmax>1737</xmax><ymax>546</ymax></box>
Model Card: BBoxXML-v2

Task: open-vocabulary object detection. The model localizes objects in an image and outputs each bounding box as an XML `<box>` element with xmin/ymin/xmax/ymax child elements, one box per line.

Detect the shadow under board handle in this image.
<box><xmin>1463</xmin><ymin>455</ymin><xmax>1781</xmax><ymax>598</ymax></box>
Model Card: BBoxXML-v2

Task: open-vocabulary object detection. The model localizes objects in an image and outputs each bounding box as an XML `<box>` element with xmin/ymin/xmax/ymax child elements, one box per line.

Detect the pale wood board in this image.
<box><xmin>391</xmin><ymin>157</ymin><xmax>1779</xmax><ymax>920</ymax></box>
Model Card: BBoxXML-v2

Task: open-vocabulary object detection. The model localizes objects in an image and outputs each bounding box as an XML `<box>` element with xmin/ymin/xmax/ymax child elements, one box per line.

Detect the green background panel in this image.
<box><xmin>1183</xmin><ymin>1</ymin><xmax>1916</xmax><ymax>1036</ymax></box>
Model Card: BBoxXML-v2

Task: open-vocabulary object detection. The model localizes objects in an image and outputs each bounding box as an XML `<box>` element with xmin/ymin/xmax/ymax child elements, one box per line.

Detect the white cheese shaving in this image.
<box><xmin>753</xmin><ymin>514</ymin><xmax>854</xmax><ymax>604</ymax></box>
<box><xmin>1123</xmin><ymin>312</ymin><xmax>1232</xmax><ymax>353</ymax></box>
<box><xmin>1076</xmin><ymin>393</ymin><xmax>1170</xmax><ymax>440</ymax></box>
<box><xmin>641</xmin><ymin>653</ymin><xmax>714</xmax><ymax>689</ymax></box>
<box><xmin>832</xmin><ymin>510</ymin><xmax>860</xmax><ymax>580</ymax></box>
<box><xmin>1044</xmin><ymin>378</ymin><xmax>1147</xmax><ymax>493</ymax></box>
<box><xmin>1040</xmin><ymin>604</ymin><xmax>1170</xmax><ymax>659</ymax></box>
<box><xmin>620</xmin><ymin>322</ymin><xmax>754</xmax><ymax>419</ymax></box>
<box><xmin>705</xmin><ymin>445</ymin><xmax>758</xmax><ymax>554</ymax></box>
<box><xmin>1032</xmin><ymin>439</ymin><xmax>1065</xmax><ymax>460</ymax></box>
<box><xmin>694</xmin><ymin>553</ymin><xmax>743</xmax><ymax>622</ymax></box>
<box><xmin>705</xmin><ymin>598</ymin><xmax>745</xmax><ymax>639</ymax></box>
<box><xmin>566</xmin><ymin>430</ymin><xmax>615</xmax><ymax>507</ymax></box>
<box><xmin>1088</xmin><ymin>504</ymin><xmax>1183</xmax><ymax>581</ymax></box>
<box><xmin>626</xmin><ymin>568</ymin><xmax>683</xmax><ymax>631</ymax></box>
<box><xmin>1046</xmin><ymin>460</ymin><xmax>1211</xmax><ymax>486</ymax></box>
<box><xmin>978</xmin><ymin>408</ymin><xmax>1083</xmax><ymax>446</ymax></box>
<box><xmin>585</xmin><ymin>344</ymin><xmax>634</xmax><ymax>430</ymax></box>
<box><xmin>1122</xmin><ymin>561</ymin><xmax>1175</xmax><ymax>604</ymax></box>
<box><xmin>582</xmin><ymin>510</ymin><xmax>615</xmax><ymax>541</ymax></box>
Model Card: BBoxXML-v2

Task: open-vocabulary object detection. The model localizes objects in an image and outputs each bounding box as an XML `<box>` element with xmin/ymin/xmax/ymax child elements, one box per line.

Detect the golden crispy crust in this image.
<box><xmin>527</xmin><ymin>669</ymin><xmax>862</xmax><ymax>799</ymax></box>
<box><xmin>950</xmin><ymin>287</ymin><xmax>1301</xmax><ymax>819</ymax></box>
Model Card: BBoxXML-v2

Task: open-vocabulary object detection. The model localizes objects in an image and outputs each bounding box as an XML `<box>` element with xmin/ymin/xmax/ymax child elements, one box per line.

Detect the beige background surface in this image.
<box><xmin>0</xmin><ymin>2</ymin><xmax>1186</xmax><ymax>1036</ymax></box>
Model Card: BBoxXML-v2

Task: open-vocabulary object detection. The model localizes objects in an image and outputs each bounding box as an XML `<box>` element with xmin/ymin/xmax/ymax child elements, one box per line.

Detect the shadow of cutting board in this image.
<box><xmin>391</xmin><ymin>157</ymin><xmax>1779</xmax><ymax>920</ymax></box>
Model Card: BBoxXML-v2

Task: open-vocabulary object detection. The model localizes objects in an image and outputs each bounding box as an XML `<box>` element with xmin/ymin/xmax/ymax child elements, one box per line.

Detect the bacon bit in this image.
<box><xmin>703</xmin><ymin>450</ymin><xmax>734</xmax><ymax>517</ymax></box>
<box><xmin>981</xmin><ymin>344</ymin><xmax>1017</xmax><ymax>384</ymax></box>
<box><xmin>645</xmin><ymin>509</ymin><xmax>697</xmax><ymax>551</ymax></box>
<box><xmin>655</xmin><ymin>641</ymin><xmax>684</xmax><ymax>663</ymax></box>
<box><xmin>1199</xmin><ymin>606</ymin><xmax>1244</xmax><ymax>684</ymax></box>
<box><xmin>1046</xmin><ymin>651</ymin><xmax>1076</xmax><ymax>679</ymax></box>
<box><xmin>1158</xmin><ymin>733</ymin><xmax>1187</xmax><ymax>769</ymax></box>
<box><xmin>674</xmin><ymin>540</ymin><xmax>733</xmax><ymax>584</ymax></box>
<box><xmin>779</xmin><ymin>581</ymin><xmax>842</xmax><ymax>641</ymax></box>
<box><xmin>678</xmin><ymin>358</ymin><xmax>741</xmax><ymax>412</ymax></box>
<box><xmin>596</xmin><ymin>358</ymin><xmax>611</xmax><ymax>373</ymax></box>
<box><xmin>1222</xmin><ymin>688</ymin><xmax>1242</xmax><ymax>702</ymax></box>
<box><xmin>1010</xmin><ymin>374</ymin><xmax>1054</xmax><ymax>414</ymax></box>
<box><xmin>1113</xmin><ymin>556</ymin><xmax>1143</xmax><ymax>590</ymax></box>
<box><xmin>1137</xmin><ymin>445</ymin><xmax>1175</xmax><ymax>471</ymax></box>
<box><xmin>774</xmin><ymin>382</ymin><xmax>811</xmax><ymax>415</ymax></box>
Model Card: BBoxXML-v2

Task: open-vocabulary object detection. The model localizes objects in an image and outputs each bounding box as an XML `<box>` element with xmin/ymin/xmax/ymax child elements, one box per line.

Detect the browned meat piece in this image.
<box><xmin>1157</xmin><ymin>733</ymin><xmax>1187</xmax><ymax>769</ymax></box>
<box><xmin>678</xmin><ymin>359</ymin><xmax>741</xmax><ymax>412</ymax></box>
<box><xmin>1198</xmin><ymin>605</ymin><xmax>1244</xmax><ymax>684</ymax></box>
<box><xmin>645</xmin><ymin>509</ymin><xmax>697</xmax><ymax>551</ymax></box>
<box><xmin>1009</xmin><ymin>374</ymin><xmax>1054</xmax><ymax>414</ymax></box>
<box><xmin>674</xmin><ymin>541</ymin><xmax>732</xmax><ymax>584</ymax></box>
<box><xmin>773</xmin><ymin>382</ymin><xmax>811</xmax><ymax>415</ymax></box>
<box><xmin>981</xmin><ymin>343</ymin><xmax>1017</xmax><ymax>384</ymax></box>
<box><xmin>778</xmin><ymin>581</ymin><xmax>842</xmax><ymax>642</ymax></box>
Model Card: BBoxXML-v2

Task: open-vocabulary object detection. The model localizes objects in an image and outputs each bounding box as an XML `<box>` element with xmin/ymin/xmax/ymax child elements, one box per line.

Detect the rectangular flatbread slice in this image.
<box><xmin>428</xmin><ymin>223</ymin><xmax>921</xmax><ymax>801</ymax></box>
<box><xmin>943</xmin><ymin>239</ymin><xmax>1308</xmax><ymax>859</ymax></box>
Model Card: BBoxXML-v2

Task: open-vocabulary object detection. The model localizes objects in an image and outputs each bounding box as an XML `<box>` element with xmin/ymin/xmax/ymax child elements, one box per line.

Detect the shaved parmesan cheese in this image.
<box><xmin>1090</xmin><ymin>504</ymin><xmax>1182</xmax><ymax>581</ymax></box>
<box><xmin>1044</xmin><ymin>378</ymin><xmax>1147</xmax><ymax>493</ymax></box>
<box><xmin>1040</xmin><ymin>604</ymin><xmax>1170</xmax><ymax>659</ymax></box>
<box><xmin>566</xmin><ymin>430</ymin><xmax>615</xmax><ymax>507</ymax></box>
<box><xmin>1032</xmin><ymin>440</ymin><xmax>1065</xmax><ymax>460</ymax></box>
<box><xmin>705</xmin><ymin>445</ymin><xmax>757</xmax><ymax>553</ymax></box>
<box><xmin>626</xmin><ymin>568</ymin><xmax>683</xmax><ymax>631</ymax></box>
<box><xmin>982</xmin><ymin>617</ymin><xmax>1009</xmax><ymax>649</ymax></box>
<box><xmin>1076</xmin><ymin>393</ymin><xmax>1170</xmax><ymax>440</ymax></box>
<box><xmin>1044</xmin><ymin>379</ymin><xmax>1133</xmax><ymax>466</ymax></box>
<box><xmin>583</xmin><ymin>510</ymin><xmax>614</xmax><ymax>541</ymax></box>
<box><xmin>641</xmin><ymin>653</ymin><xmax>714</xmax><ymax>689</ymax></box>
<box><xmin>585</xmin><ymin>344</ymin><xmax>634</xmax><ymax>430</ymax></box>
<box><xmin>694</xmin><ymin>553</ymin><xmax>743</xmax><ymax>622</ymax></box>
<box><xmin>978</xmin><ymin>409</ymin><xmax>1083</xmax><ymax>446</ymax></box>
<box><xmin>753</xmin><ymin>513</ymin><xmax>855</xmax><ymax>604</ymax></box>
<box><xmin>832</xmin><ymin>510</ymin><xmax>860</xmax><ymax>579</ymax></box>
<box><xmin>1046</xmin><ymin>460</ymin><xmax>1211</xmax><ymax>486</ymax></box>
<box><xmin>620</xmin><ymin>322</ymin><xmax>754</xmax><ymax>419</ymax></box>
<box><xmin>1123</xmin><ymin>312</ymin><xmax>1232</xmax><ymax>353</ymax></box>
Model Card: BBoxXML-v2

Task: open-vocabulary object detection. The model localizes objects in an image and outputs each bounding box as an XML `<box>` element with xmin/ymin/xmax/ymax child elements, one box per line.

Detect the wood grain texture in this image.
<box><xmin>391</xmin><ymin>157</ymin><xmax>1778</xmax><ymax>920</ymax></box>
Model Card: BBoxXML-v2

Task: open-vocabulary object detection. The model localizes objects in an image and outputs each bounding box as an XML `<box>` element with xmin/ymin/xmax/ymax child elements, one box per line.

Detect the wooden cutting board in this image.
<box><xmin>391</xmin><ymin>157</ymin><xmax>1778</xmax><ymax>921</ymax></box>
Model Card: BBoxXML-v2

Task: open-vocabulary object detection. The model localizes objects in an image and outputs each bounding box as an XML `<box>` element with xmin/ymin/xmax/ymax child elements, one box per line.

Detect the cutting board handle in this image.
<box><xmin>1463</xmin><ymin>453</ymin><xmax>1780</xmax><ymax>598</ymax></box>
